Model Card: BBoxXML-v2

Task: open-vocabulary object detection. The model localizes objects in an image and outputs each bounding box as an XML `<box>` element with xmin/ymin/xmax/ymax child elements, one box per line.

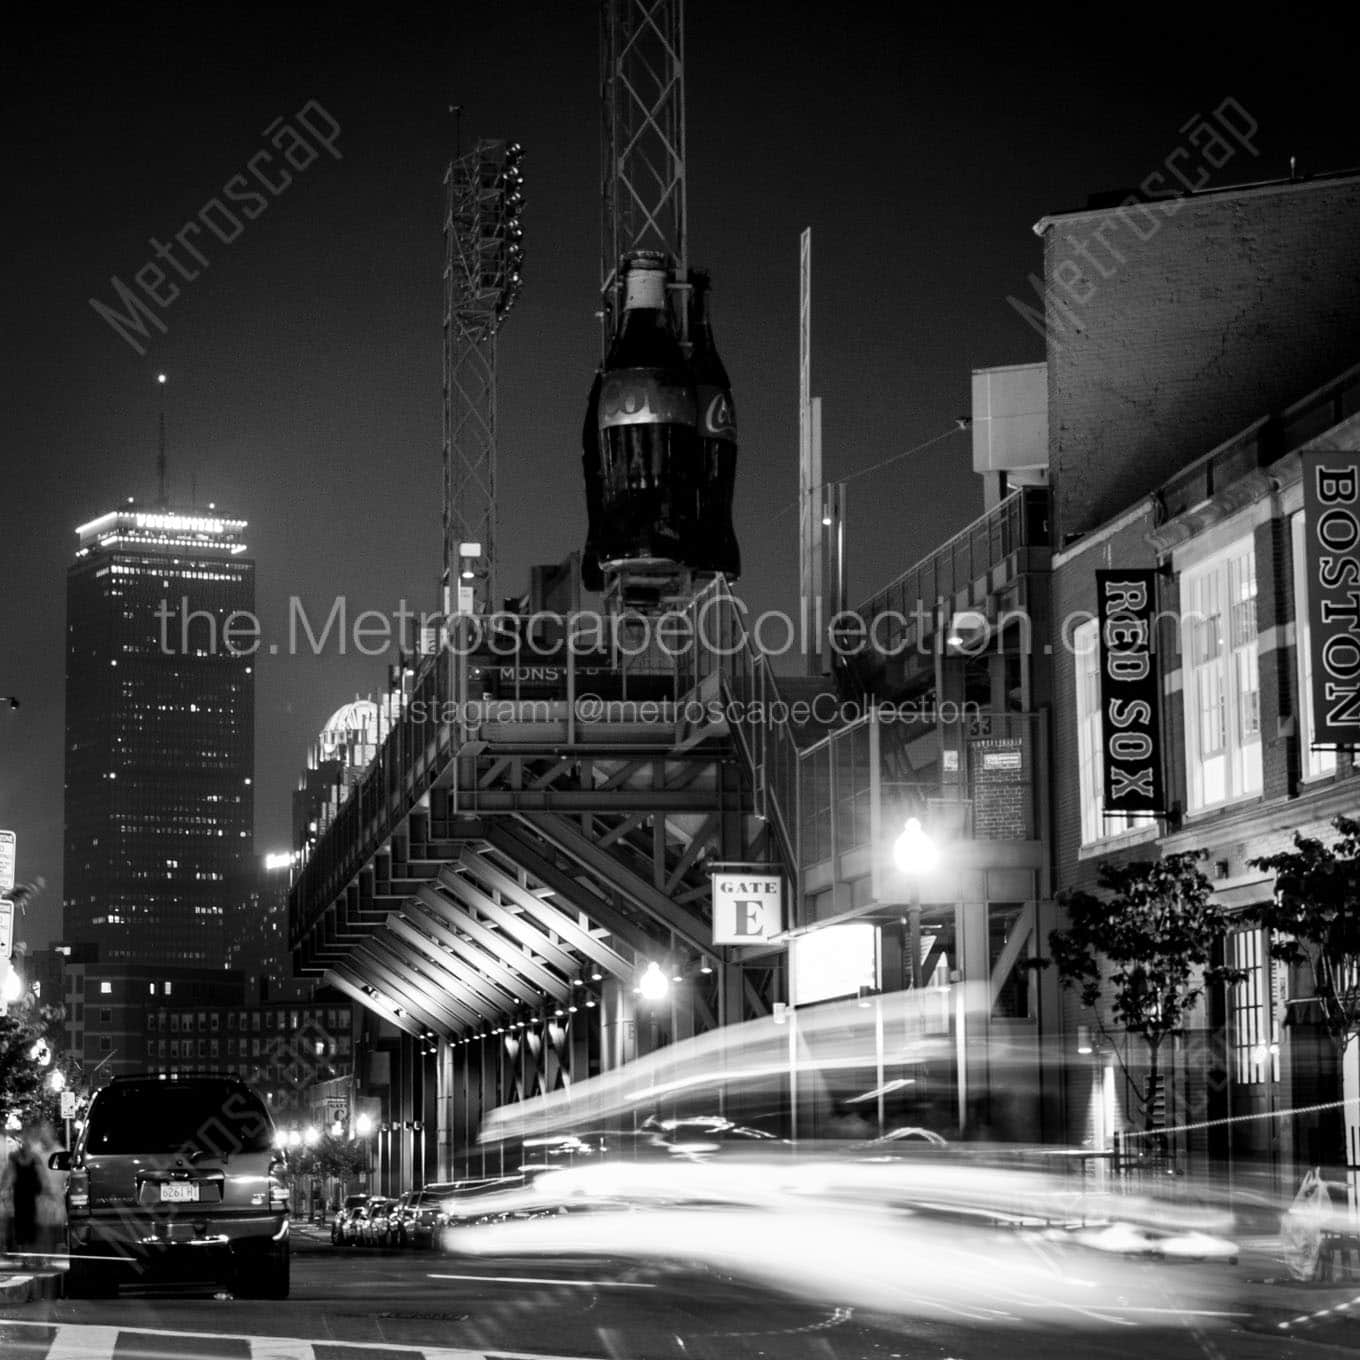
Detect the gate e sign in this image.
<box><xmin>711</xmin><ymin>873</ymin><xmax>783</xmax><ymax>945</ymax></box>
<box><xmin>0</xmin><ymin>830</ymin><xmax>13</xmax><ymax>895</ymax></box>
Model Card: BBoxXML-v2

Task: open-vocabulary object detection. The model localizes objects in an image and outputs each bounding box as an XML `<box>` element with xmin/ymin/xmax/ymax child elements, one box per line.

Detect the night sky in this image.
<box><xmin>3</xmin><ymin>2</ymin><xmax>1356</xmax><ymax>949</ymax></box>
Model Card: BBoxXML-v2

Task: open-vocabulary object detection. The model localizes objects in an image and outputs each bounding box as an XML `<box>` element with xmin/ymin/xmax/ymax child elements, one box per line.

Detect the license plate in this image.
<box><xmin>160</xmin><ymin>1182</ymin><xmax>199</xmax><ymax>1203</ymax></box>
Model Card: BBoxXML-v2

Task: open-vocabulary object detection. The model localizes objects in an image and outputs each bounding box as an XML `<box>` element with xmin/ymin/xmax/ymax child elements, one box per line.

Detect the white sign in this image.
<box><xmin>791</xmin><ymin>922</ymin><xmax>880</xmax><ymax>1006</ymax></box>
<box><xmin>60</xmin><ymin>1091</ymin><xmax>77</xmax><ymax>1121</ymax></box>
<box><xmin>0</xmin><ymin>899</ymin><xmax>13</xmax><ymax>960</ymax></box>
<box><xmin>711</xmin><ymin>873</ymin><xmax>783</xmax><ymax>945</ymax></box>
<box><xmin>0</xmin><ymin>831</ymin><xmax>14</xmax><ymax>894</ymax></box>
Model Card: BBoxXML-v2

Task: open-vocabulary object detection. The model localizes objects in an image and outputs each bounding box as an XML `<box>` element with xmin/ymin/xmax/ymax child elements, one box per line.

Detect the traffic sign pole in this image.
<box><xmin>0</xmin><ymin>830</ymin><xmax>15</xmax><ymax>895</ymax></box>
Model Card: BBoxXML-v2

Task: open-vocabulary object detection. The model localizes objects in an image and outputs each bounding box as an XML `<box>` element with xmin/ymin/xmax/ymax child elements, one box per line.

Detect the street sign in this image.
<box><xmin>60</xmin><ymin>1090</ymin><xmax>76</xmax><ymax>1121</ymax></box>
<box><xmin>711</xmin><ymin>872</ymin><xmax>783</xmax><ymax>945</ymax></box>
<box><xmin>0</xmin><ymin>830</ymin><xmax>14</xmax><ymax>894</ymax></box>
<box><xmin>0</xmin><ymin>898</ymin><xmax>13</xmax><ymax>960</ymax></box>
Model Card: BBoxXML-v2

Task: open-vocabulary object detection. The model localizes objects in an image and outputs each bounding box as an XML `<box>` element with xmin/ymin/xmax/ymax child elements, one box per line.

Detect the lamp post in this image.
<box><xmin>892</xmin><ymin>817</ymin><xmax>939</xmax><ymax>990</ymax></box>
<box><xmin>355</xmin><ymin>1112</ymin><xmax>374</xmax><ymax>1192</ymax></box>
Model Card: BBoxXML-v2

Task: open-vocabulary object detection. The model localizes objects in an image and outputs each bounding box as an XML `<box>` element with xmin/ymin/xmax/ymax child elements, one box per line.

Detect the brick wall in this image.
<box><xmin>1043</xmin><ymin>176</ymin><xmax>1360</xmax><ymax>545</ymax></box>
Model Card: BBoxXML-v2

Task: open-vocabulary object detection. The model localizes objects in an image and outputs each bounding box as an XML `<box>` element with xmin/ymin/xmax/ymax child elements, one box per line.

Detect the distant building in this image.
<box><xmin>292</xmin><ymin>697</ymin><xmax>389</xmax><ymax>858</ymax></box>
<box><xmin>42</xmin><ymin>949</ymin><xmax>246</xmax><ymax>1083</ymax></box>
<box><xmin>226</xmin><ymin>852</ymin><xmax>311</xmax><ymax>1004</ymax></box>
<box><xmin>63</xmin><ymin>505</ymin><xmax>255</xmax><ymax>966</ymax></box>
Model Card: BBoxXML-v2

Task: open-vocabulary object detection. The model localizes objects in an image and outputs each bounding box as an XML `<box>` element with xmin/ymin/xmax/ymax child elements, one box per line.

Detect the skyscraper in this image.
<box><xmin>63</xmin><ymin>504</ymin><xmax>255</xmax><ymax>965</ymax></box>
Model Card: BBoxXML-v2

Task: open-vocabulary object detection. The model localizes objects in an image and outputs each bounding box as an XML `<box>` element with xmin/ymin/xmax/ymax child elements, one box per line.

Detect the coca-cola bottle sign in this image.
<box><xmin>699</xmin><ymin>388</ymin><xmax>737</xmax><ymax>440</ymax></box>
<box><xmin>599</xmin><ymin>369</ymin><xmax>696</xmax><ymax>428</ymax></box>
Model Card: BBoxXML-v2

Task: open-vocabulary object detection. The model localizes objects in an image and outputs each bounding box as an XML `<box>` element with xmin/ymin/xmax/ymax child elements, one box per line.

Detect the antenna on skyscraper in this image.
<box><xmin>156</xmin><ymin>372</ymin><xmax>168</xmax><ymax>507</ymax></box>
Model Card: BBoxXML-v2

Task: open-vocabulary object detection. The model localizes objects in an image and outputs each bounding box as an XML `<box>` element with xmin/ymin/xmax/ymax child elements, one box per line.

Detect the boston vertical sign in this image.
<box><xmin>1096</xmin><ymin>569</ymin><xmax>1164</xmax><ymax>816</ymax></box>
<box><xmin>1301</xmin><ymin>448</ymin><xmax>1360</xmax><ymax>747</ymax></box>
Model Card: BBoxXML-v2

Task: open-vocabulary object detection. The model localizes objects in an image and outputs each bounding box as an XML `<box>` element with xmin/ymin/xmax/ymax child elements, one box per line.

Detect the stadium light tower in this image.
<box><xmin>442</xmin><ymin>138</ymin><xmax>525</xmax><ymax>617</ymax></box>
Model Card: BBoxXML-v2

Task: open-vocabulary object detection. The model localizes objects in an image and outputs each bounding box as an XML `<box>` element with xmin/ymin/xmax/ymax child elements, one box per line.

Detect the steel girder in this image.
<box><xmin>417</xmin><ymin>878</ymin><xmax>568</xmax><ymax>1002</ymax></box>
<box><xmin>403</xmin><ymin>894</ymin><xmax>551</xmax><ymax>1010</ymax></box>
<box><xmin>440</xmin><ymin>863</ymin><xmax>586</xmax><ymax>981</ymax></box>
<box><xmin>357</xmin><ymin>936</ymin><xmax>483</xmax><ymax>1033</ymax></box>
<box><xmin>350</xmin><ymin>942</ymin><xmax>470</xmax><ymax>1035</ymax></box>
<box><xmin>460</xmin><ymin>847</ymin><xmax>633</xmax><ymax>981</ymax></box>
<box><xmin>383</xmin><ymin>913</ymin><xmax>519</xmax><ymax>1017</ymax></box>
<box><xmin>514</xmin><ymin>812</ymin><xmax>709</xmax><ymax>953</ymax></box>
<box><xmin>481</xmin><ymin>821</ymin><xmax>663</xmax><ymax>956</ymax></box>
<box><xmin>325</xmin><ymin>965</ymin><xmax>424</xmax><ymax>1039</ymax></box>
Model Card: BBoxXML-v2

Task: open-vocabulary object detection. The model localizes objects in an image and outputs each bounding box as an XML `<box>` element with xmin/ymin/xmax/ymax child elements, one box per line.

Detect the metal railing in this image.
<box><xmin>851</xmin><ymin>487</ymin><xmax>1050</xmax><ymax>658</ymax></box>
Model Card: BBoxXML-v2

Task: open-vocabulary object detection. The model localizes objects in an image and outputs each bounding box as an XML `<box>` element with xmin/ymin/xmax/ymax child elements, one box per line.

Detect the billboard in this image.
<box><xmin>1096</xmin><ymin>569</ymin><xmax>1164</xmax><ymax>816</ymax></box>
<box><xmin>1301</xmin><ymin>449</ymin><xmax>1360</xmax><ymax>747</ymax></box>
<box><xmin>791</xmin><ymin>922</ymin><xmax>879</xmax><ymax>1006</ymax></box>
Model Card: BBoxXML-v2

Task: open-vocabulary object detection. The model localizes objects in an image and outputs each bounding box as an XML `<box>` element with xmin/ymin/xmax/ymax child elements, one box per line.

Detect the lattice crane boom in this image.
<box><xmin>600</xmin><ymin>0</ymin><xmax>688</xmax><ymax>349</ymax></box>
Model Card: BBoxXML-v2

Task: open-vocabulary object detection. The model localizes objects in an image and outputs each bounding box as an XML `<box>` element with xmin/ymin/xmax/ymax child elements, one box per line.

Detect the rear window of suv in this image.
<box><xmin>85</xmin><ymin>1082</ymin><xmax>274</xmax><ymax>1156</ymax></box>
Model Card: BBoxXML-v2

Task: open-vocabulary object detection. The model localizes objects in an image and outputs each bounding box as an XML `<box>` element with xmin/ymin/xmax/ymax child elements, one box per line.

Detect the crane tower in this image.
<box><xmin>600</xmin><ymin>0</ymin><xmax>688</xmax><ymax>347</ymax></box>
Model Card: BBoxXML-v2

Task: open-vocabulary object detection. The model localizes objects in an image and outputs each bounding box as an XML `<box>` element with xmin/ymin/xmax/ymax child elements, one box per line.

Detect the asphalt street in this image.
<box><xmin>0</xmin><ymin>1226</ymin><xmax>1357</xmax><ymax>1359</ymax></box>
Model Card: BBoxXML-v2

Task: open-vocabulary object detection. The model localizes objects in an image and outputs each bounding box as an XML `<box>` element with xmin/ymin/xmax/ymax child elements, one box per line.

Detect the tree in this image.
<box><xmin>1049</xmin><ymin>852</ymin><xmax>1244</xmax><ymax>1132</ymax></box>
<box><xmin>0</xmin><ymin>1003</ymin><xmax>68</xmax><ymax>1129</ymax></box>
<box><xmin>1247</xmin><ymin>816</ymin><xmax>1360</xmax><ymax>1117</ymax></box>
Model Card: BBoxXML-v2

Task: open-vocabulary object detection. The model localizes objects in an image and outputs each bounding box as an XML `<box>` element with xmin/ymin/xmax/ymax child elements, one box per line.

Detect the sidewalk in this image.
<box><xmin>1235</xmin><ymin>1234</ymin><xmax>1360</xmax><ymax>1348</ymax></box>
<box><xmin>0</xmin><ymin>1252</ymin><xmax>65</xmax><ymax>1303</ymax></box>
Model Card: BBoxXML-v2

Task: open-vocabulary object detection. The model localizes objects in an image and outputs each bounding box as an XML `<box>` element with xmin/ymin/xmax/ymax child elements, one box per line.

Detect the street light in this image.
<box><xmin>892</xmin><ymin>818</ymin><xmax>938</xmax><ymax>990</ymax></box>
<box><xmin>638</xmin><ymin>961</ymin><xmax>669</xmax><ymax>1002</ymax></box>
<box><xmin>1</xmin><ymin>967</ymin><xmax>23</xmax><ymax>1006</ymax></box>
<box><xmin>48</xmin><ymin>1070</ymin><xmax>66</xmax><ymax>1093</ymax></box>
<box><xmin>892</xmin><ymin>817</ymin><xmax>939</xmax><ymax>876</ymax></box>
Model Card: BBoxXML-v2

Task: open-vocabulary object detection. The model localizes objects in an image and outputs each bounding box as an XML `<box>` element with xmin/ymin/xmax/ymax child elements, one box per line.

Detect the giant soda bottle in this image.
<box><xmin>595</xmin><ymin>251</ymin><xmax>698</xmax><ymax>568</ymax></box>
<box><xmin>580</xmin><ymin>367</ymin><xmax>605</xmax><ymax>590</ymax></box>
<box><xmin>688</xmin><ymin>270</ymin><xmax>741</xmax><ymax>578</ymax></box>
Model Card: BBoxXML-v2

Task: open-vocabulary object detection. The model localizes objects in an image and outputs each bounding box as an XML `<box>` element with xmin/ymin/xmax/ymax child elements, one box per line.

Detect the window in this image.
<box><xmin>100</xmin><ymin>982</ymin><xmax>112</xmax><ymax>995</ymax></box>
<box><xmin>98</xmin><ymin>1036</ymin><xmax>112</xmax><ymax>1053</ymax></box>
<box><xmin>99</xmin><ymin>1007</ymin><xmax>112</xmax><ymax>1024</ymax></box>
<box><xmin>1229</xmin><ymin>927</ymin><xmax>1279</xmax><ymax>1085</ymax></box>
<box><xmin>1074</xmin><ymin>618</ymin><xmax>1136</xmax><ymax>845</ymax></box>
<box><xmin>1180</xmin><ymin>539</ymin><xmax>1262</xmax><ymax>809</ymax></box>
<box><xmin>1290</xmin><ymin>512</ymin><xmax>1338</xmax><ymax>781</ymax></box>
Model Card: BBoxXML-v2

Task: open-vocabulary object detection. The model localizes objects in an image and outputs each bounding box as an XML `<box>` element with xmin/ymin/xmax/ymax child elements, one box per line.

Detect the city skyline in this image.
<box><xmin>4</xmin><ymin>3</ymin><xmax>1358</xmax><ymax>951</ymax></box>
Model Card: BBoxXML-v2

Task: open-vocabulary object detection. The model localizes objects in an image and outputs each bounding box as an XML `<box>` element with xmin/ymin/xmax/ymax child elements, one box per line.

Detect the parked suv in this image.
<box><xmin>58</xmin><ymin>1074</ymin><xmax>290</xmax><ymax>1297</ymax></box>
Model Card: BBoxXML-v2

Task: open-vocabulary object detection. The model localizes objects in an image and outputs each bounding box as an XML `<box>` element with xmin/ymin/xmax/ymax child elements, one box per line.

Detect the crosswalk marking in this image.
<box><xmin>0</xmin><ymin>1322</ymin><xmax>588</xmax><ymax>1360</ymax></box>
<box><xmin>47</xmin><ymin>1326</ymin><xmax>122</xmax><ymax>1360</ymax></box>
<box><xmin>248</xmin><ymin>1341</ymin><xmax>317</xmax><ymax>1360</ymax></box>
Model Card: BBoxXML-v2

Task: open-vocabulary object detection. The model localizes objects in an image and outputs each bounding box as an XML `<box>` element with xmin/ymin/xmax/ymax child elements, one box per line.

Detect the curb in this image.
<box><xmin>0</xmin><ymin>1270</ymin><xmax>65</xmax><ymax>1303</ymax></box>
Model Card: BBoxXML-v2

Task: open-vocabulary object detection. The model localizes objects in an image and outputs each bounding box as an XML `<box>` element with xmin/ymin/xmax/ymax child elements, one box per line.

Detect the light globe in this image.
<box><xmin>892</xmin><ymin>817</ymin><xmax>939</xmax><ymax>876</ymax></box>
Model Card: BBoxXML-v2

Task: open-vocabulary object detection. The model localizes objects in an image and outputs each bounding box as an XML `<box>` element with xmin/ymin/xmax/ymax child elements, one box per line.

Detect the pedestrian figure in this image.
<box><xmin>4</xmin><ymin>1129</ymin><xmax>44</xmax><ymax>1260</ymax></box>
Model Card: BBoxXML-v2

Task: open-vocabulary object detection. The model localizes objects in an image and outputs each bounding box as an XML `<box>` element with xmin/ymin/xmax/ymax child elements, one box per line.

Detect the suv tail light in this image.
<box><xmin>68</xmin><ymin>1169</ymin><xmax>90</xmax><ymax>1215</ymax></box>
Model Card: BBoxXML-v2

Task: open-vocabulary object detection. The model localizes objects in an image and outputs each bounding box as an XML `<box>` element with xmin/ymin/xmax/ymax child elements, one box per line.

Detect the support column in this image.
<box><xmin>437</xmin><ymin>1039</ymin><xmax>452</xmax><ymax>1182</ymax></box>
<box><xmin>954</xmin><ymin>896</ymin><xmax>991</xmax><ymax>1137</ymax></box>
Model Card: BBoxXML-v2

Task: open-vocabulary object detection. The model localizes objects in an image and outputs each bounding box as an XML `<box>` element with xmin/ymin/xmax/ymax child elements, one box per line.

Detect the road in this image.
<box><xmin>0</xmin><ymin>1227</ymin><xmax>1357</xmax><ymax>1359</ymax></box>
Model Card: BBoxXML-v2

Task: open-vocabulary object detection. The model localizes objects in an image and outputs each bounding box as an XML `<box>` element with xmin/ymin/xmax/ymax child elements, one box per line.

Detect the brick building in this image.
<box><xmin>1044</xmin><ymin>169</ymin><xmax>1360</xmax><ymax>1191</ymax></box>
